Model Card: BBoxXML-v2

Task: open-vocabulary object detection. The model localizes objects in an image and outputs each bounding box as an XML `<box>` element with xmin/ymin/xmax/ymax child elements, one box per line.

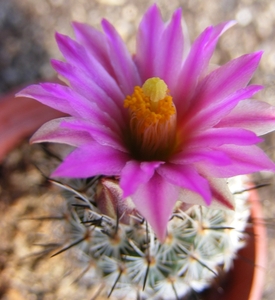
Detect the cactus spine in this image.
<box><xmin>45</xmin><ymin>175</ymin><xmax>250</xmax><ymax>300</ymax></box>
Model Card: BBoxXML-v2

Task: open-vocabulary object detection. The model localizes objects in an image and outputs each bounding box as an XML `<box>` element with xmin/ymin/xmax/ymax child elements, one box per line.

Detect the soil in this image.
<box><xmin>1</xmin><ymin>0</ymin><xmax>275</xmax><ymax>299</ymax></box>
<box><xmin>0</xmin><ymin>142</ymin><xmax>109</xmax><ymax>299</ymax></box>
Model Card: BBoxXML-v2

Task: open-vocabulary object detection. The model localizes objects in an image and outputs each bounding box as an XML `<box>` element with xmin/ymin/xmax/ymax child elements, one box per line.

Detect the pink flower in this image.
<box><xmin>17</xmin><ymin>5</ymin><xmax>275</xmax><ymax>241</ymax></box>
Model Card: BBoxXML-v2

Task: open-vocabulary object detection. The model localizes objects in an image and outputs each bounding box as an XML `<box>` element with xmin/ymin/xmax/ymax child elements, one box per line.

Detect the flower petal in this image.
<box><xmin>207</xmin><ymin>177</ymin><xmax>234</xmax><ymax>209</ymax></box>
<box><xmin>30</xmin><ymin>118</ymin><xmax>93</xmax><ymax>146</ymax></box>
<box><xmin>187</xmin><ymin>127</ymin><xmax>262</xmax><ymax>148</ymax></box>
<box><xmin>197</xmin><ymin>145</ymin><xmax>275</xmax><ymax>177</ymax></box>
<box><xmin>72</xmin><ymin>22</ymin><xmax>114</xmax><ymax>76</ymax></box>
<box><xmin>175</xmin><ymin>20</ymin><xmax>235</xmax><ymax>111</ymax></box>
<box><xmin>131</xmin><ymin>173</ymin><xmax>180</xmax><ymax>242</ymax></box>
<box><xmin>17</xmin><ymin>83</ymin><xmax>119</xmax><ymax>131</ymax></box>
<box><xmin>120</xmin><ymin>160</ymin><xmax>163</xmax><ymax>197</ymax></box>
<box><xmin>216</xmin><ymin>99</ymin><xmax>275</xmax><ymax>135</ymax></box>
<box><xmin>171</xmin><ymin>148</ymin><xmax>231</xmax><ymax>166</ymax></box>
<box><xmin>61</xmin><ymin>118</ymin><xmax>127</xmax><ymax>152</ymax></box>
<box><xmin>135</xmin><ymin>4</ymin><xmax>165</xmax><ymax>80</ymax></box>
<box><xmin>157</xmin><ymin>163</ymin><xmax>212</xmax><ymax>205</ymax></box>
<box><xmin>17</xmin><ymin>84</ymin><xmax>76</xmax><ymax>116</ymax></box>
<box><xmin>52</xmin><ymin>143</ymin><xmax>129</xmax><ymax>178</ymax></box>
<box><xmin>183</xmin><ymin>85</ymin><xmax>263</xmax><ymax>133</ymax></box>
<box><xmin>192</xmin><ymin>51</ymin><xmax>263</xmax><ymax>109</ymax></box>
<box><xmin>51</xmin><ymin>60</ymin><xmax>127</xmax><ymax>126</ymax></box>
<box><xmin>101</xmin><ymin>19</ymin><xmax>141</xmax><ymax>95</ymax></box>
<box><xmin>178</xmin><ymin>178</ymin><xmax>234</xmax><ymax>209</ymax></box>
<box><xmin>154</xmin><ymin>8</ymin><xmax>184</xmax><ymax>91</ymax></box>
<box><xmin>55</xmin><ymin>32</ymin><xmax>125</xmax><ymax>105</ymax></box>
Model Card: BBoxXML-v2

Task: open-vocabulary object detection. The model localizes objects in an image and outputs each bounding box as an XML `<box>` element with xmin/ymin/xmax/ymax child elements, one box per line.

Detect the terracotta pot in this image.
<box><xmin>0</xmin><ymin>86</ymin><xmax>65</xmax><ymax>163</ymax></box>
<box><xmin>201</xmin><ymin>186</ymin><xmax>267</xmax><ymax>300</ymax></box>
<box><xmin>0</xmin><ymin>90</ymin><xmax>267</xmax><ymax>300</ymax></box>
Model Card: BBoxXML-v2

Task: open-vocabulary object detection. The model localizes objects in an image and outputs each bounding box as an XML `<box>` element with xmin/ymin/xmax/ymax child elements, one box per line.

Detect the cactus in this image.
<box><xmin>43</xmin><ymin>174</ymin><xmax>250</xmax><ymax>300</ymax></box>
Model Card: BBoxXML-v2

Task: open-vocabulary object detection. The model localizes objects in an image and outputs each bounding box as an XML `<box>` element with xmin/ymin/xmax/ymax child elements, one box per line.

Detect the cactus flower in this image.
<box><xmin>17</xmin><ymin>4</ymin><xmax>275</xmax><ymax>241</ymax></box>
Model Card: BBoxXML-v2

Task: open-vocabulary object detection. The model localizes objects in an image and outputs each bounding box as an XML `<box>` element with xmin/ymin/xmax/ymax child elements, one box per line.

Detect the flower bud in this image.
<box><xmin>95</xmin><ymin>177</ymin><xmax>135</xmax><ymax>224</ymax></box>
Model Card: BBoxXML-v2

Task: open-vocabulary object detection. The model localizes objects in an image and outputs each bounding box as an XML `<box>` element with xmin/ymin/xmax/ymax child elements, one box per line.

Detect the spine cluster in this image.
<box><xmin>48</xmin><ymin>176</ymin><xmax>250</xmax><ymax>300</ymax></box>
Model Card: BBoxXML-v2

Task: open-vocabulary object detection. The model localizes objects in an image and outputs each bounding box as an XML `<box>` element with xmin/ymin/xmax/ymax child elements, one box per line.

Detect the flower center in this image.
<box><xmin>124</xmin><ymin>77</ymin><xmax>177</xmax><ymax>160</ymax></box>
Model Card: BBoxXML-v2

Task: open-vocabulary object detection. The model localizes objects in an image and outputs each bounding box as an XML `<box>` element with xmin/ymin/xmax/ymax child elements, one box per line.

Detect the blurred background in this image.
<box><xmin>0</xmin><ymin>0</ymin><xmax>275</xmax><ymax>299</ymax></box>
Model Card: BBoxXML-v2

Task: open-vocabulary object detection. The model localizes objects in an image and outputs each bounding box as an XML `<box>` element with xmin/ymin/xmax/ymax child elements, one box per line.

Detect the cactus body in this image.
<box><xmin>49</xmin><ymin>175</ymin><xmax>250</xmax><ymax>300</ymax></box>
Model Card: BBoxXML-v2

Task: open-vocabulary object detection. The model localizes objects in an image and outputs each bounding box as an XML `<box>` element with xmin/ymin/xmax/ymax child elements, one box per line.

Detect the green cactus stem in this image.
<box><xmin>40</xmin><ymin>175</ymin><xmax>251</xmax><ymax>300</ymax></box>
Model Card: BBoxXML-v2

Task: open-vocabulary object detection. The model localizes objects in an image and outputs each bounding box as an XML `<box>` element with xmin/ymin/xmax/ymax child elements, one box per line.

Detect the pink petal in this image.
<box><xmin>187</xmin><ymin>128</ymin><xmax>262</xmax><ymax>148</ymax></box>
<box><xmin>178</xmin><ymin>178</ymin><xmax>234</xmax><ymax>209</ymax></box>
<box><xmin>73</xmin><ymin>22</ymin><xmax>115</xmax><ymax>76</ymax></box>
<box><xmin>192</xmin><ymin>52</ymin><xmax>263</xmax><ymax>109</ymax></box>
<box><xmin>17</xmin><ymin>83</ymin><xmax>119</xmax><ymax>131</ymax></box>
<box><xmin>135</xmin><ymin>4</ymin><xmax>165</xmax><ymax>81</ymax></box>
<box><xmin>17</xmin><ymin>84</ymin><xmax>76</xmax><ymax>116</ymax></box>
<box><xmin>154</xmin><ymin>8</ymin><xmax>184</xmax><ymax>91</ymax></box>
<box><xmin>216</xmin><ymin>99</ymin><xmax>275</xmax><ymax>135</ymax></box>
<box><xmin>207</xmin><ymin>177</ymin><xmax>234</xmax><ymax>209</ymax></box>
<box><xmin>51</xmin><ymin>60</ymin><xmax>127</xmax><ymax>126</ymax></box>
<box><xmin>197</xmin><ymin>145</ymin><xmax>275</xmax><ymax>177</ymax></box>
<box><xmin>101</xmin><ymin>19</ymin><xmax>141</xmax><ymax>95</ymax></box>
<box><xmin>170</xmin><ymin>148</ymin><xmax>231</xmax><ymax>166</ymax></box>
<box><xmin>55</xmin><ymin>33</ymin><xmax>125</xmax><ymax>104</ymax></box>
<box><xmin>120</xmin><ymin>160</ymin><xmax>163</xmax><ymax>197</ymax></box>
<box><xmin>183</xmin><ymin>85</ymin><xmax>263</xmax><ymax>133</ymax></box>
<box><xmin>131</xmin><ymin>173</ymin><xmax>180</xmax><ymax>241</ymax></box>
<box><xmin>30</xmin><ymin>118</ymin><xmax>93</xmax><ymax>146</ymax></box>
<box><xmin>174</xmin><ymin>21</ymin><xmax>235</xmax><ymax>111</ymax></box>
<box><xmin>52</xmin><ymin>143</ymin><xmax>129</xmax><ymax>178</ymax></box>
<box><xmin>61</xmin><ymin>118</ymin><xmax>127</xmax><ymax>152</ymax></box>
<box><xmin>157</xmin><ymin>163</ymin><xmax>212</xmax><ymax>205</ymax></box>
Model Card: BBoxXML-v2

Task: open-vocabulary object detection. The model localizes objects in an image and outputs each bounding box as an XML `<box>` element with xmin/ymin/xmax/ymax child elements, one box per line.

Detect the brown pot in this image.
<box><xmin>0</xmin><ymin>90</ymin><xmax>267</xmax><ymax>300</ymax></box>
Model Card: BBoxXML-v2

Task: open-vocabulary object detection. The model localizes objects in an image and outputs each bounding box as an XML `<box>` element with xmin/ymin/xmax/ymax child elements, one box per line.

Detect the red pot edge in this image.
<box><xmin>0</xmin><ymin>85</ymin><xmax>66</xmax><ymax>163</ymax></box>
<box><xmin>248</xmin><ymin>187</ymin><xmax>268</xmax><ymax>300</ymax></box>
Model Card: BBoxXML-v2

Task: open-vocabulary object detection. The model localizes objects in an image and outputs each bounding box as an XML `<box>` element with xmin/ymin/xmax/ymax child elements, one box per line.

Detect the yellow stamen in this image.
<box><xmin>124</xmin><ymin>77</ymin><xmax>177</xmax><ymax>160</ymax></box>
